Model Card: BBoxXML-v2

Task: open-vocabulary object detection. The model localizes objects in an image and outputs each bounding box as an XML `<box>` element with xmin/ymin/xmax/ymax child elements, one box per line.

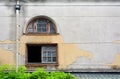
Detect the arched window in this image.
<box><xmin>25</xmin><ymin>16</ymin><xmax>58</xmax><ymax>67</ymax></box>
<box><xmin>26</xmin><ymin>16</ymin><xmax>57</xmax><ymax>34</ymax></box>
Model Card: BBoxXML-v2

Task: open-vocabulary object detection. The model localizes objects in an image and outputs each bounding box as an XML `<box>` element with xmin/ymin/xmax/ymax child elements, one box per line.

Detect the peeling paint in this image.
<box><xmin>113</xmin><ymin>40</ymin><xmax>120</xmax><ymax>44</ymax></box>
<box><xmin>58</xmin><ymin>44</ymin><xmax>92</xmax><ymax>69</ymax></box>
<box><xmin>0</xmin><ymin>48</ymin><xmax>15</xmax><ymax>65</ymax></box>
<box><xmin>0</xmin><ymin>40</ymin><xmax>15</xmax><ymax>44</ymax></box>
<box><xmin>20</xmin><ymin>35</ymin><xmax>93</xmax><ymax>69</ymax></box>
<box><xmin>108</xmin><ymin>53</ymin><xmax>120</xmax><ymax>68</ymax></box>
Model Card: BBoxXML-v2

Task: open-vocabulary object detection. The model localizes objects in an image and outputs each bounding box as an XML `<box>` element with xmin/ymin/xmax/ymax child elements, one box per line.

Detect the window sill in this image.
<box><xmin>25</xmin><ymin>63</ymin><xmax>58</xmax><ymax>67</ymax></box>
<box><xmin>23</xmin><ymin>33</ymin><xmax>60</xmax><ymax>36</ymax></box>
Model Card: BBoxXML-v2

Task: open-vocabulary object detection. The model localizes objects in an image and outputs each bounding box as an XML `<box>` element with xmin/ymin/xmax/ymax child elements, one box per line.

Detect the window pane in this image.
<box><xmin>48</xmin><ymin>51</ymin><xmax>51</xmax><ymax>57</ymax></box>
<box><xmin>42</xmin><ymin>57</ymin><xmax>46</xmax><ymax>62</ymax></box>
<box><xmin>45</xmin><ymin>57</ymin><xmax>48</xmax><ymax>62</ymax></box>
<box><xmin>47</xmin><ymin>47</ymin><xmax>50</xmax><ymax>50</ymax></box>
<box><xmin>50</xmin><ymin>24</ymin><xmax>55</xmax><ymax>33</ymax></box>
<box><xmin>51</xmin><ymin>47</ymin><xmax>56</xmax><ymax>51</ymax></box>
<box><xmin>43</xmin><ymin>51</ymin><xmax>46</xmax><ymax>57</ymax></box>
<box><xmin>52</xmin><ymin>57</ymin><xmax>56</xmax><ymax>62</ymax></box>
<box><xmin>28</xmin><ymin>29</ymin><xmax>34</xmax><ymax>32</ymax></box>
<box><xmin>42</xmin><ymin>27</ymin><xmax>46</xmax><ymax>32</ymax></box>
<box><xmin>38</xmin><ymin>20</ymin><xmax>46</xmax><ymax>23</ymax></box>
<box><xmin>43</xmin><ymin>46</ymin><xmax>46</xmax><ymax>50</ymax></box>
<box><xmin>46</xmin><ymin>52</ymin><xmax>48</xmax><ymax>57</ymax></box>
<box><xmin>28</xmin><ymin>24</ymin><xmax>34</xmax><ymax>32</ymax></box>
<box><xmin>26</xmin><ymin>18</ymin><xmax>56</xmax><ymax>34</ymax></box>
<box><xmin>42</xmin><ymin>46</ymin><xmax>57</xmax><ymax>63</ymax></box>
<box><xmin>37</xmin><ymin>24</ymin><xmax>42</xmax><ymax>32</ymax></box>
<box><xmin>48</xmin><ymin>57</ymin><xmax>51</xmax><ymax>62</ymax></box>
<box><xmin>37</xmin><ymin>20</ymin><xmax>47</xmax><ymax>33</ymax></box>
<box><xmin>52</xmin><ymin>51</ymin><xmax>56</xmax><ymax>57</ymax></box>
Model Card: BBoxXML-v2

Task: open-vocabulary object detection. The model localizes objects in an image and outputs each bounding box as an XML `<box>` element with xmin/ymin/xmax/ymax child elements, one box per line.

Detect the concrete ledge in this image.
<box><xmin>64</xmin><ymin>69</ymin><xmax>120</xmax><ymax>72</ymax></box>
<box><xmin>26</xmin><ymin>69</ymin><xmax>120</xmax><ymax>73</ymax></box>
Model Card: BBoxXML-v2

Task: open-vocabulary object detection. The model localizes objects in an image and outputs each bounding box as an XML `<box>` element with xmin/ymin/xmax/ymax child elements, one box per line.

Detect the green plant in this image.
<box><xmin>0</xmin><ymin>64</ymin><xmax>10</xmax><ymax>79</ymax></box>
<box><xmin>0</xmin><ymin>65</ymin><xmax>77</xmax><ymax>79</ymax></box>
<box><xmin>50</xmin><ymin>71</ymin><xmax>76</xmax><ymax>79</ymax></box>
<box><xmin>30</xmin><ymin>68</ymin><xmax>49</xmax><ymax>79</ymax></box>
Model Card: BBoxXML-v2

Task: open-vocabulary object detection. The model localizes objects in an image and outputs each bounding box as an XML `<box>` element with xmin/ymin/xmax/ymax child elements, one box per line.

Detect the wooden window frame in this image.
<box><xmin>41</xmin><ymin>46</ymin><xmax>57</xmax><ymax>63</ymax></box>
<box><xmin>25</xmin><ymin>43</ymin><xmax>58</xmax><ymax>67</ymax></box>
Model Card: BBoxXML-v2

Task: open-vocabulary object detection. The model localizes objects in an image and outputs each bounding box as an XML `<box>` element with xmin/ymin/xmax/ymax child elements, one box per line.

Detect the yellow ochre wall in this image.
<box><xmin>20</xmin><ymin>34</ymin><xmax>92</xmax><ymax>69</ymax></box>
<box><xmin>0</xmin><ymin>40</ymin><xmax>15</xmax><ymax>65</ymax></box>
<box><xmin>0</xmin><ymin>35</ymin><xmax>120</xmax><ymax>69</ymax></box>
<box><xmin>18</xmin><ymin>34</ymin><xmax>120</xmax><ymax>69</ymax></box>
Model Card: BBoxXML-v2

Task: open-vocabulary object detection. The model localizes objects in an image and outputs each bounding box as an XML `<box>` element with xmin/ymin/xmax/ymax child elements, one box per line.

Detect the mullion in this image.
<box><xmin>51</xmin><ymin>50</ymin><xmax>53</xmax><ymax>62</ymax></box>
<box><xmin>42</xmin><ymin>47</ymin><xmax>47</xmax><ymax>63</ymax></box>
<box><xmin>37</xmin><ymin>20</ymin><xmax>47</xmax><ymax>33</ymax></box>
<box><xmin>47</xmin><ymin>47</ymin><xmax>51</xmax><ymax>63</ymax></box>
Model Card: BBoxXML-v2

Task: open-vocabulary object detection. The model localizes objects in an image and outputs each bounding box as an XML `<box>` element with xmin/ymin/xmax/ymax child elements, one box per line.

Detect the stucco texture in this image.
<box><xmin>0</xmin><ymin>48</ymin><xmax>15</xmax><ymax>65</ymax></box>
<box><xmin>108</xmin><ymin>53</ymin><xmax>120</xmax><ymax>69</ymax></box>
<box><xmin>20</xmin><ymin>35</ymin><xmax>92</xmax><ymax>69</ymax></box>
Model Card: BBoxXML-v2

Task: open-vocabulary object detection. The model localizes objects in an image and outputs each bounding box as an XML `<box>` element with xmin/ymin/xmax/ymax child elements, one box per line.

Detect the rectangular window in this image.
<box><xmin>27</xmin><ymin>44</ymin><xmax>57</xmax><ymax>65</ymax></box>
<box><xmin>42</xmin><ymin>46</ymin><xmax>56</xmax><ymax>63</ymax></box>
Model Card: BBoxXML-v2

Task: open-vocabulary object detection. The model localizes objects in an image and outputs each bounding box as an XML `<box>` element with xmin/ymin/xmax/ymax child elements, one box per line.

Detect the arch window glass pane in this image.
<box><xmin>26</xmin><ymin>18</ymin><xmax>56</xmax><ymax>34</ymax></box>
<box><xmin>37</xmin><ymin>20</ymin><xmax>47</xmax><ymax>33</ymax></box>
<box><xmin>27</xmin><ymin>24</ymin><xmax>34</xmax><ymax>32</ymax></box>
<box><xmin>50</xmin><ymin>24</ymin><xmax>55</xmax><ymax>33</ymax></box>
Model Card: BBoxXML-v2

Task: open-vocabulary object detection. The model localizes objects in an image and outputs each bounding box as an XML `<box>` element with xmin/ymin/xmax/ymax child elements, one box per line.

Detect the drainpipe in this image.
<box><xmin>15</xmin><ymin>0</ymin><xmax>21</xmax><ymax>71</ymax></box>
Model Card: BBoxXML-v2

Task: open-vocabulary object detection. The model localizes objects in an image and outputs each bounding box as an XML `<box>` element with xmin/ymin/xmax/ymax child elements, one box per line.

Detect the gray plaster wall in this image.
<box><xmin>22</xmin><ymin>2</ymin><xmax>120</xmax><ymax>69</ymax></box>
<box><xmin>0</xmin><ymin>5</ymin><xmax>15</xmax><ymax>40</ymax></box>
<box><xmin>23</xmin><ymin>4</ymin><xmax>120</xmax><ymax>43</ymax></box>
<box><xmin>0</xmin><ymin>1</ymin><xmax>120</xmax><ymax>69</ymax></box>
<box><xmin>8</xmin><ymin>0</ymin><xmax>120</xmax><ymax>2</ymax></box>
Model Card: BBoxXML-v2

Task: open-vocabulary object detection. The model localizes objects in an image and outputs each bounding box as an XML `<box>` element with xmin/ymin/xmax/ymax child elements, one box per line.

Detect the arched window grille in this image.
<box><xmin>26</xmin><ymin>17</ymin><xmax>57</xmax><ymax>34</ymax></box>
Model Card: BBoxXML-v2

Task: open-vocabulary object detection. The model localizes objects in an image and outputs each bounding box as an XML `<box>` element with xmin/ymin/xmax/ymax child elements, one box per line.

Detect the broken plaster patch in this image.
<box><xmin>0</xmin><ymin>40</ymin><xmax>15</xmax><ymax>44</ymax></box>
<box><xmin>107</xmin><ymin>53</ymin><xmax>120</xmax><ymax>68</ymax></box>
